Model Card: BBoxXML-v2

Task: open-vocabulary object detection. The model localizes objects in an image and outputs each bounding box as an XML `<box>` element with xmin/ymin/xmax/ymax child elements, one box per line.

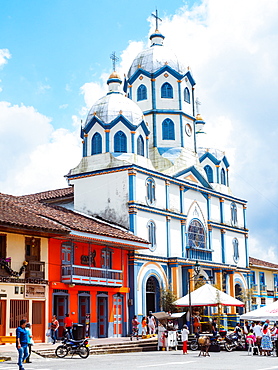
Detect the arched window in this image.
<box><xmin>146</xmin><ymin>177</ymin><xmax>155</xmax><ymax>205</ymax></box>
<box><xmin>221</xmin><ymin>168</ymin><xmax>226</xmax><ymax>185</ymax></box>
<box><xmin>91</xmin><ymin>132</ymin><xmax>102</xmax><ymax>155</ymax></box>
<box><xmin>114</xmin><ymin>131</ymin><xmax>127</xmax><ymax>153</ymax></box>
<box><xmin>184</xmin><ymin>87</ymin><xmax>190</xmax><ymax>103</ymax></box>
<box><xmin>137</xmin><ymin>135</ymin><xmax>144</xmax><ymax>156</ymax></box>
<box><xmin>147</xmin><ymin>220</ymin><xmax>156</xmax><ymax>251</ymax></box>
<box><xmin>233</xmin><ymin>238</ymin><xmax>239</xmax><ymax>263</ymax></box>
<box><xmin>231</xmin><ymin>202</ymin><xmax>237</xmax><ymax>226</ymax></box>
<box><xmin>137</xmin><ymin>84</ymin><xmax>147</xmax><ymax>101</ymax></box>
<box><xmin>161</xmin><ymin>82</ymin><xmax>173</xmax><ymax>99</ymax></box>
<box><xmin>204</xmin><ymin>165</ymin><xmax>213</xmax><ymax>183</ymax></box>
<box><xmin>187</xmin><ymin>219</ymin><xmax>206</xmax><ymax>249</ymax></box>
<box><xmin>162</xmin><ymin>118</ymin><xmax>175</xmax><ymax>140</ymax></box>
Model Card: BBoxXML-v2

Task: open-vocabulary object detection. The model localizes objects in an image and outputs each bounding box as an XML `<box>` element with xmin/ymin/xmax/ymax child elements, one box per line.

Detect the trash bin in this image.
<box><xmin>72</xmin><ymin>324</ymin><xmax>85</xmax><ymax>340</ymax></box>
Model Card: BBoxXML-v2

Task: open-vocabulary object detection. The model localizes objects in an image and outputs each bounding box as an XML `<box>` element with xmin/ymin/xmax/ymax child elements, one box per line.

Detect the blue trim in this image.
<box><xmin>208</xmin><ymin>229</ymin><xmax>212</xmax><ymax>250</ymax></box>
<box><xmin>84</xmin><ymin>115</ymin><xmax>150</xmax><ymax>137</ymax></box>
<box><xmin>131</xmin><ymin>132</ymin><xmax>135</xmax><ymax>153</ymax></box>
<box><xmin>166</xmin><ymin>218</ymin><xmax>171</xmax><ymax>258</ymax></box>
<box><xmin>226</xmin><ymin>169</ymin><xmax>229</xmax><ymax>187</ymax></box>
<box><xmin>151</xmin><ymin>79</ymin><xmax>156</xmax><ymax>109</ymax></box>
<box><xmin>123</xmin><ymin>76</ymin><xmax>128</xmax><ymax>93</ymax></box>
<box><xmin>107</xmin><ymin>78</ymin><xmax>122</xmax><ymax>84</ymax></box>
<box><xmin>178</xmin><ymin>81</ymin><xmax>182</xmax><ymax>110</ymax></box>
<box><xmin>105</xmin><ymin>130</ymin><xmax>110</xmax><ymax>152</ymax></box>
<box><xmin>150</xmin><ymin>32</ymin><xmax>165</xmax><ymax>40</ymax></box>
<box><xmin>220</xmin><ymin>200</ymin><xmax>224</xmax><ymax>223</ymax></box>
<box><xmin>129</xmin><ymin>213</ymin><xmax>136</xmax><ymax>233</ymax></box>
<box><xmin>221</xmin><ymin>232</ymin><xmax>226</xmax><ymax>263</ymax></box>
<box><xmin>181</xmin><ymin>222</ymin><xmax>185</xmax><ymax>258</ymax></box>
<box><xmin>129</xmin><ymin>85</ymin><xmax>132</xmax><ymax>100</ymax></box>
<box><xmin>243</xmin><ymin>207</ymin><xmax>247</xmax><ymax>229</ymax></box>
<box><xmin>245</xmin><ymin>236</ymin><xmax>248</xmax><ymax>268</ymax></box>
<box><xmin>128</xmin><ymin>66</ymin><xmax>196</xmax><ymax>87</ymax></box>
<box><xmin>179</xmin><ymin>114</ymin><xmax>184</xmax><ymax>147</ymax></box>
<box><xmin>180</xmin><ymin>187</ymin><xmax>184</xmax><ymax>214</ymax></box>
<box><xmin>67</xmin><ymin>164</ymin><xmax>248</xmax><ymax>204</ymax></box>
<box><xmin>174</xmin><ymin>166</ymin><xmax>212</xmax><ymax>189</ymax></box>
<box><xmin>143</xmin><ymin>109</ymin><xmax>195</xmax><ymax>122</ymax></box>
<box><xmin>207</xmin><ymin>196</ymin><xmax>211</xmax><ymax>221</ymax></box>
<box><xmin>199</xmin><ymin>152</ymin><xmax>221</xmax><ymax>166</ymax></box>
<box><xmin>216</xmin><ymin>166</ymin><xmax>219</xmax><ymax>183</ymax></box>
<box><xmin>146</xmin><ymin>137</ymin><xmax>149</xmax><ymax>158</ymax></box>
<box><xmin>204</xmin><ymin>165</ymin><xmax>213</xmax><ymax>183</ymax></box>
<box><xmin>142</xmin><ymin>270</ymin><xmax>165</xmax><ymax>315</ymax></box>
<box><xmin>153</xmin><ymin>113</ymin><xmax>157</xmax><ymax>147</ymax></box>
<box><xmin>83</xmin><ymin>136</ymin><xmax>87</xmax><ymax>157</ymax></box>
<box><xmin>165</xmin><ymin>182</ymin><xmax>169</xmax><ymax>210</ymax></box>
<box><xmin>129</xmin><ymin>172</ymin><xmax>136</xmax><ymax>202</ymax></box>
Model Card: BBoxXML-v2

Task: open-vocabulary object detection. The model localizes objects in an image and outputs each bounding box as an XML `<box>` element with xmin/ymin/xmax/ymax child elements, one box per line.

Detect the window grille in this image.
<box><xmin>91</xmin><ymin>132</ymin><xmax>102</xmax><ymax>155</ymax></box>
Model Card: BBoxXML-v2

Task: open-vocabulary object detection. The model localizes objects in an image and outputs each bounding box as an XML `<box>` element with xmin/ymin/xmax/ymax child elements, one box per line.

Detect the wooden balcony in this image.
<box><xmin>25</xmin><ymin>261</ymin><xmax>45</xmax><ymax>279</ymax></box>
<box><xmin>61</xmin><ymin>264</ymin><xmax>123</xmax><ymax>287</ymax></box>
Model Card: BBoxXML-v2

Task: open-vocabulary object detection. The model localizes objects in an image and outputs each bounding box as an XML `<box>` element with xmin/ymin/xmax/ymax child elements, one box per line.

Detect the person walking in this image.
<box><xmin>64</xmin><ymin>313</ymin><xmax>73</xmax><ymax>339</ymax></box>
<box><xmin>25</xmin><ymin>323</ymin><xmax>34</xmax><ymax>363</ymax></box>
<box><xmin>147</xmin><ymin>312</ymin><xmax>156</xmax><ymax>335</ymax></box>
<box><xmin>141</xmin><ymin>316</ymin><xmax>147</xmax><ymax>336</ymax></box>
<box><xmin>271</xmin><ymin>323</ymin><xmax>278</xmax><ymax>356</ymax></box>
<box><xmin>131</xmin><ymin>315</ymin><xmax>140</xmax><ymax>340</ymax></box>
<box><xmin>16</xmin><ymin>319</ymin><xmax>28</xmax><ymax>370</ymax></box>
<box><xmin>50</xmin><ymin>315</ymin><xmax>59</xmax><ymax>344</ymax></box>
<box><xmin>181</xmin><ymin>324</ymin><xmax>189</xmax><ymax>354</ymax></box>
<box><xmin>253</xmin><ymin>321</ymin><xmax>263</xmax><ymax>355</ymax></box>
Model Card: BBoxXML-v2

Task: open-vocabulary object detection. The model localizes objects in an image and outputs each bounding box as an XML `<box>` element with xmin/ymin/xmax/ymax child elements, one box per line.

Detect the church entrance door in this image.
<box><xmin>146</xmin><ymin>276</ymin><xmax>159</xmax><ymax>314</ymax></box>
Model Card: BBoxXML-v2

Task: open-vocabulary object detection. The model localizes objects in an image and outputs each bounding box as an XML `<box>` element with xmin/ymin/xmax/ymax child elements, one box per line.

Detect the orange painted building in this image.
<box><xmin>48</xmin><ymin>235</ymin><xmax>137</xmax><ymax>338</ymax></box>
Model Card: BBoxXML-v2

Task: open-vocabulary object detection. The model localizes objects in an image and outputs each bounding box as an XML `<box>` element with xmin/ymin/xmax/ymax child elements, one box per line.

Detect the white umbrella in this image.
<box><xmin>240</xmin><ymin>300</ymin><xmax>278</xmax><ymax>321</ymax></box>
<box><xmin>173</xmin><ymin>283</ymin><xmax>244</xmax><ymax>307</ymax></box>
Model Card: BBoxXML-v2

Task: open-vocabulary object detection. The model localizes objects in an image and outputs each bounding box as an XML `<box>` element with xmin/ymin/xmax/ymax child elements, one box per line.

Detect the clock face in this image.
<box><xmin>185</xmin><ymin>123</ymin><xmax>192</xmax><ymax>137</ymax></box>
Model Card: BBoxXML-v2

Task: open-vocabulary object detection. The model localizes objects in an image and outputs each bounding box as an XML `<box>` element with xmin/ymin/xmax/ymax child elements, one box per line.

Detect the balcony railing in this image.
<box><xmin>260</xmin><ymin>284</ymin><xmax>267</xmax><ymax>293</ymax></box>
<box><xmin>250</xmin><ymin>283</ymin><xmax>258</xmax><ymax>293</ymax></box>
<box><xmin>186</xmin><ymin>247</ymin><xmax>212</xmax><ymax>261</ymax></box>
<box><xmin>61</xmin><ymin>264</ymin><xmax>123</xmax><ymax>287</ymax></box>
<box><xmin>25</xmin><ymin>261</ymin><xmax>45</xmax><ymax>279</ymax></box>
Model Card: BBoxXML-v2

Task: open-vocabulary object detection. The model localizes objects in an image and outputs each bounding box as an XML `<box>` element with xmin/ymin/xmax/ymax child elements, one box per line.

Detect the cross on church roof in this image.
<box><xmin>110</xmin><ymin>51</ymin><xmax>119</xmax><ymax>71</ymax></box>
<box><xmin>152</xmin><ymin>9</ymin><xmax>162</xmax><ymax>31</ymax></box>
<box><xmin>195</xmin><ymin>97</ymin><xmax>201</xmax><ymax>114</ymax></box>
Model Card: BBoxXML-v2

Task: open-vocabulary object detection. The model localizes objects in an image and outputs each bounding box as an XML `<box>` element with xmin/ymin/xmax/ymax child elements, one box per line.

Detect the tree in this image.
<box><xmin>160</xmin><ymin>288</ymin><xmax>178</xmax><ymax>313</ymax></box>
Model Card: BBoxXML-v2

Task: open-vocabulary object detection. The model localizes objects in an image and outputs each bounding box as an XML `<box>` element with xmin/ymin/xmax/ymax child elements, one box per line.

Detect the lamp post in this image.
<box><xmin>188</xmin><ymin>260</ymin><xmax>201</xmax><ymax>334</ymax></box>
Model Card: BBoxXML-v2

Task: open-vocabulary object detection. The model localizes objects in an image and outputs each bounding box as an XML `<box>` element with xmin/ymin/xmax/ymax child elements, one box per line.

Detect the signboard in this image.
<box><xmin>25</xmin><ymin>285</ymin><xmax>46</xmax><ymax>299</ymax></box>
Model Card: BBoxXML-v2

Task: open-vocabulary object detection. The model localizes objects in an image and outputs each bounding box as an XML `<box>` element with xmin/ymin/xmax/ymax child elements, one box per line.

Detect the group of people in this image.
<box><xmin>16</xmin><ymin>313</ymin><xmax>73</xmax><ymax>370</ymax></box>
<box><xmin>50</xmin><ymin>313</ymin><xmax>73</xmax><ymax>344</ymax></box>
<box><xmin>131</xmin><ymin>312</ymin><xmax>157</xmax><ymax>339</ymax></box>
<box><xmin>236</xmin><ymin>320</ymin><xmax>278</xmax><ymax>356</ymax></box>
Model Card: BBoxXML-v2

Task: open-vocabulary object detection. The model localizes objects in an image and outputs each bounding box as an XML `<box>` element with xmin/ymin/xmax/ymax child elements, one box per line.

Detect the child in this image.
<box><xmin>181</xmin><ymin>324</ymin><xmax>189</xmax><ymax>354</ymax></box>
<box><xmin>141</xmin><ymin>316</ymin><xmax>147</xmax><ymax>336</ymax></box>
<box><xmin>25</xmin><ymin>323</ymin><xmax>34</xmax><ymax>363</ymax></box>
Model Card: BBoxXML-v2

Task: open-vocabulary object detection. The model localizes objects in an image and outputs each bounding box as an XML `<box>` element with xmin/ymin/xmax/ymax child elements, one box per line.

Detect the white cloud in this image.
<box><xmin>0</xmin><ymin>102</ymin><xmax>81</xmax><ymax>195</ymax></box>
<box><xmin>59</xmin><ymin>104</ymin><xmax>68</xmax><ymax>109</ymax></box>
<box><xmin>0</xmin><ymin>49</ymin><xmax>11</xmax><ymax>68</ymax></box>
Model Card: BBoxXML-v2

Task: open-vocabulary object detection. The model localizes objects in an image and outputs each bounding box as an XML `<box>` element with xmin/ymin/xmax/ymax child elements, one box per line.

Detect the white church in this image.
<box><xmin>67</xmin><ymin>14</ymin><xmax>250</xmax><ymax>321</ymax></box>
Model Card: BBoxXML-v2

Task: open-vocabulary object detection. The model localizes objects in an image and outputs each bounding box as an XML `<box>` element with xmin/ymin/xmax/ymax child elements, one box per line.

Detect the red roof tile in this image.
<box><xmin>249</xmin><ymin>256</ymin><xmax>278</xmax><ymax>269</ymax></box>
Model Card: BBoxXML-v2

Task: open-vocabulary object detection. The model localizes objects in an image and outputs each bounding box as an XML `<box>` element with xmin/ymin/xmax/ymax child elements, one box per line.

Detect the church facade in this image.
<box><xmin>67</xmin><ymin>19</ymin><xmax>250</xmax><ymax>322</ymax></box>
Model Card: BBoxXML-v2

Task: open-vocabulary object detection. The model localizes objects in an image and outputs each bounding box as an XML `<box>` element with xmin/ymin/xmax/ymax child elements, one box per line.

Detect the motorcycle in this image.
<box><xmin>55</xmin><ymin>332</ymin><xmax>90</xmax><ymax>359</ymax></box>
<box><xmin>224</xmin><ymin>332</ymin><xmax>245</xmax><ymax>352</ymax></box>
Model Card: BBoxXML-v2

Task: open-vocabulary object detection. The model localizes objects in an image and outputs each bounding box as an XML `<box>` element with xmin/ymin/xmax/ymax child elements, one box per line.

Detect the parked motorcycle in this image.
<box><xmin>224</xmin><ymin>332</ymin><xmax>245</xmax><ymax>352</ymax></box>
<box><xmin>55</xmin><ymin>336</ymin><xmax>90</xmax><ymax>358</ymax></box>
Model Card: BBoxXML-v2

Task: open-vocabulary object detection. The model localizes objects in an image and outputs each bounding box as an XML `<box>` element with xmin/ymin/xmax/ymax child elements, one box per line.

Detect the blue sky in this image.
<box><xmin>1</xmin><ymin>0</ymin><xmax>278</xmax><ymax>263</ymax></box>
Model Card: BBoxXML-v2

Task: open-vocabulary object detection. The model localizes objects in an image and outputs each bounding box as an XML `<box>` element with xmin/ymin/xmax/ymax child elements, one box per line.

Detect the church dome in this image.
<box><xmin>85</xmin><ymin>90</ymin><xmax>144</xmax><ymax>127</ymax></box>
<box><xmin>127</xmin><ymin>33</ymin><xmax>186</xmax><ymax>78</ymax></box>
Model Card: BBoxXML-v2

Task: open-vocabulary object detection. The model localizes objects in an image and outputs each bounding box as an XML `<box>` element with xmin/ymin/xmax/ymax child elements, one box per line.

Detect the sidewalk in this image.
<box><xmin>0</xmin><ymin>337</ymin><xmax>142</xmax><ymax>361</ymax></box>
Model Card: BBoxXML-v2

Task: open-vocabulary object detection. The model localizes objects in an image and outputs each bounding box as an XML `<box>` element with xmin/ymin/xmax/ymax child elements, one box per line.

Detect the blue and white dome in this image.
<box><xmin>85</xmin><ymin>72</ymin><xmax>144</xmax><ymax>126</ymax></box>
<box><xmin>128</xmin><ymin>31</ymin><xmax>186</xmax><ymax>78</ymax></box>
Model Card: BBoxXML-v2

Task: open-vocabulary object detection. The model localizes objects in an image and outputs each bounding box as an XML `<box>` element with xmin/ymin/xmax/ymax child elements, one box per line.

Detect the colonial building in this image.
<box><xmin>249</xmin><ymin>256</ymin><xmax>278</xmax><ymax>310</ymax></box>
<box><xmin>66</xmin><ymin>15</ymin><xmax>250</xmax><ymax>322</ymax></box>
<box><xmin>0</xmin><ymin>188</ymin><xmax>148</xmax><ymax>339</ymax></box>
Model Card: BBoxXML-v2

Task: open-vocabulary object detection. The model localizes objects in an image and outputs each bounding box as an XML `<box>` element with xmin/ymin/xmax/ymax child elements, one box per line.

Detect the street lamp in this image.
<box><xmin>188</xmin><ymin>260</ymin><xmax>201</xmax><ymax>334</ymax></box>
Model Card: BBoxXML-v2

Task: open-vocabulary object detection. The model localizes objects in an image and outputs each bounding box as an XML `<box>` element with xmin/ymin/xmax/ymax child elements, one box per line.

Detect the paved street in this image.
<box><xmin>1</xmin><ymin>350</ymin><xmax>278</xmax><ymax>370</ymax></box>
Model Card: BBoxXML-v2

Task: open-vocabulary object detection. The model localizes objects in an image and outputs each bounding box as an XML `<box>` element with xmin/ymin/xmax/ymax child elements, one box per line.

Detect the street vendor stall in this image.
<box><xmin>240</xmin><ymin>300</ymin><xmax>278</xmax><ymax>321</ymax></box>
<box><xmin>153</xmin><ymin>312</ymin><xmax>183</xmax><ymax>351</ymax></box>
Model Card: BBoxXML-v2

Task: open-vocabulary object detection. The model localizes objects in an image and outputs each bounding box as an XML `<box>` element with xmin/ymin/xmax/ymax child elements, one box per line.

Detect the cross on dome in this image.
<box><xmin>152</xmin><ymin>9</ymin><xmax>162</xmax><ymax>31</ymax></box>
<box><xmin>110</xmin><ymin>51</ymin><xmax>119</xmax><ymax>72</ymax></box>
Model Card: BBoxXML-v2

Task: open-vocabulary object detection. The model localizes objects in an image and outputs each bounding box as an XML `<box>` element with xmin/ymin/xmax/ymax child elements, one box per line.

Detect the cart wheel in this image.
<box><xmin>190</xmin><ymin>340</ymin><xmax>199</xmax><ymax>351</ymax></box>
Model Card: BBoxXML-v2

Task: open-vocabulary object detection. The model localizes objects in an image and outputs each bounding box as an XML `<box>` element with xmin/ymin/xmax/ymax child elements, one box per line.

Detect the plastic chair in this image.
<box><xmin>247</xmin><ymin>338</ymin><xmax>259</xmax><ymax>355</ymax></box>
